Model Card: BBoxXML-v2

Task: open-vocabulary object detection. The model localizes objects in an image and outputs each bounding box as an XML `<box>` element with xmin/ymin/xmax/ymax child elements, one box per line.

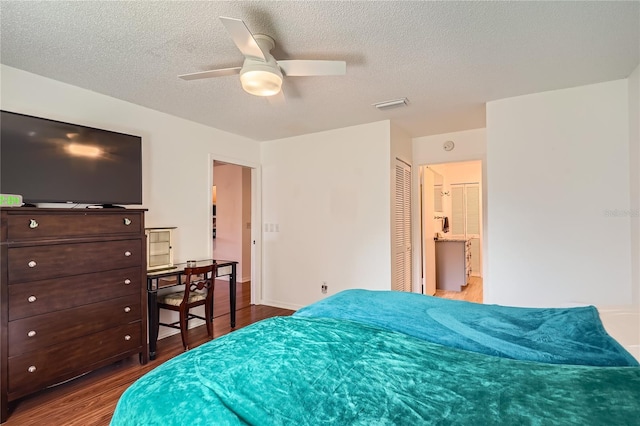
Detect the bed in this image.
<box><xmin>111</xmin><ymin>290</ymin><xmax>640</xmax><ymax>425</ymax></box>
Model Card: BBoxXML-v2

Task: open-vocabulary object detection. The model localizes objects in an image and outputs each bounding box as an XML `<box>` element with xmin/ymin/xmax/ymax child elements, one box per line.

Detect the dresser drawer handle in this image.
<box><xmin>28</xmin><ymin>295</ymin><xmax>37</xmax><ymax>303</ymax></box>
<box><xmin>27</xmin><ymin>330</ymin><xmax>36</xmax><ymax>338</ymax></box>
<box><xmin>124</xmin><ymin>251</ymin><xmax>132</xmax><ymax>257</ymax></box>
<box><xmin>124</xmin><ymin>279</ymin><xmax>131</xmax><ymax>285</ymax></box>
<box><xmin>28</xmin><ymin>365</ymin><xmax>36</xmax><ymax>373</ymax></box>
<box><xmin>28</xmin><ymin>260</ymin><xmax>37</xmax><ymax>268</ymax></box>
<box><xmin>124</xmin><ymin>218</ymin><xmax>132</xmax><ymax>226</ymax></box>
<box><xmin>29</xmin><ymin>219</ymin><xmax>39</xmax><ymax>229</ymax></box>
<box><xmin>124</xmin><ymin>306</ymin><xmax>131</xmax><ymax>313</ymax></box>
<box><xmin>124</xmin><ymin>335</ymin><xmax>131</xmax><ymax>341</ymax></box>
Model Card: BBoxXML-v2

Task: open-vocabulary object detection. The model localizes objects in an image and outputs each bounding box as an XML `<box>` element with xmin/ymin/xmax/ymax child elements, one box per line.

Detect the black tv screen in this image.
<box><xmin>1</xmin><ymin>110</ymin><xmax>142</xmax><ymax>205</ymax></box>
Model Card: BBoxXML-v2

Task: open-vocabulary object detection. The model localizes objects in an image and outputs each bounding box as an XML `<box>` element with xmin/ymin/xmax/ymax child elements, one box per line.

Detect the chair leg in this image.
<box><xmin>179</xmin><ymin>306</ymin><xmax>189</xmax><ymax>350</ymax></box>
<box><xmin>205</xmin><ymin>299</ymin><xmax>213</xmax><ymax>339</ymax></box>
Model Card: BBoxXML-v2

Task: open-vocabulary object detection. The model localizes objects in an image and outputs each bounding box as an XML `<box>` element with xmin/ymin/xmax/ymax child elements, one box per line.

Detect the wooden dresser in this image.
<box><xmin>0</xmin><ymin>208</ymin><xmax>148</xmax><ymax>423</ymax></box>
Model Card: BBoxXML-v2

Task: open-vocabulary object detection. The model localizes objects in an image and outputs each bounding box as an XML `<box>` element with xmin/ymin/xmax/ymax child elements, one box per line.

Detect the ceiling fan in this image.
<box><xmin>178</xmin><ymin>17</ymin><xmax>346</xmax><ymax>97</ymax></box>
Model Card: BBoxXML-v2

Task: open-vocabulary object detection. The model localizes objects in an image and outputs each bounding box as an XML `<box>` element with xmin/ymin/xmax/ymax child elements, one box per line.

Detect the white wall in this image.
<box><xmin>0</xmin><ymin>65</ymin><xmax>260</xmax><ymax>262</ymax></box>
<box><xmin>440</xmin><ymin>161</ymin><xmax>482</xmax><ymax>186</ymax></box>
<box><xmin>260</xmin><ymin>121</ymin><xmax>392</xmax><ymax>310</ymax></box>
<box><xmin>598</xmin><ymin>65</ymin><xmax>640</xmax><ymax>361</ymax></box>
<box><xmin>486</xmin><ymin>80</ymin><xmax>631</xmax><ymax>308</ymax></box>
<box><xmin>391</xmin><ymin>124</ymin><xmax>412</xmax><ymax>160</ymax></box>
<box><xmin>628</xmin><ymin>64</ymin><xmax>640</xmax><ymax>310</ymax></box>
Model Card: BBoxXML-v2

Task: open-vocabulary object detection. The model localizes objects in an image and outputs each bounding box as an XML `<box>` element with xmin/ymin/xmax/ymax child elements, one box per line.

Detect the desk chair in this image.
<box><xmin>157</xmin><ymin>263</ymin><xmax>217</xmax><ymax>350</ymax></box>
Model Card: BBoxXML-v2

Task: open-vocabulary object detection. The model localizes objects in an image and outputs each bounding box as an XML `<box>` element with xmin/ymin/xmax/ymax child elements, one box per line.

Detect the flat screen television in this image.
<box><xmin>1</xmin><ymin>110</ymin><xmax>142</xmax><ymax>206</ymax></box>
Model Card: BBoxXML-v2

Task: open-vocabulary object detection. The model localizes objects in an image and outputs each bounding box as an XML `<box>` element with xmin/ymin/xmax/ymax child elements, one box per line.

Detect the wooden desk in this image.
<box><xmin>146</xmin><ymin>259</ymin><xmax>238</xmax><ymax>360</ymax></box>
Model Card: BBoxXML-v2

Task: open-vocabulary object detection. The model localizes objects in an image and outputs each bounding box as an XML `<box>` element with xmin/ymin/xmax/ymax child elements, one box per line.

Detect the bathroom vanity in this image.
<box><xmin>435</xmin><ymin>239</ymin><xmax>471</xmax><ymax>291</ymax></box>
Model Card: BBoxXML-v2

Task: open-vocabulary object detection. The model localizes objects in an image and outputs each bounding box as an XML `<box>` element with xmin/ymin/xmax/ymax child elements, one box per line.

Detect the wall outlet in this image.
<box><xmin>321</xmin><ymin>282</ymin><xmax>328</xmax><ymax>294</ymax></box>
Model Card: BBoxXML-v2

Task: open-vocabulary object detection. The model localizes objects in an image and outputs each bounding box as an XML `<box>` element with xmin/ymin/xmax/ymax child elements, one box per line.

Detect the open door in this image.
<box><xmin>421</xmin><ymin>166</ymin><xmax>437</xmax><ymax>295</ymax></box>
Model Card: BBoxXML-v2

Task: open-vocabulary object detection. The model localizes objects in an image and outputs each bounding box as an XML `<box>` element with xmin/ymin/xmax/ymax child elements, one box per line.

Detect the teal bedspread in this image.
<box><xmin>112</xmin><ymin>291</ymin><xmax>639</xmax><ymax>424</ymax></box>
<box><xmin>111</xmin><ymin>316</ymin><xmax>639</xmax><ymax>425</ymax></box>
<box><xmin>111</xmin><ymin>317</ymin><xmax>640</xmax><ymax>426</ymax></box>
<box><xmin>294</xmin><ymin>290</ymin><xmax>638</xmax><ymax>366</ymax></box>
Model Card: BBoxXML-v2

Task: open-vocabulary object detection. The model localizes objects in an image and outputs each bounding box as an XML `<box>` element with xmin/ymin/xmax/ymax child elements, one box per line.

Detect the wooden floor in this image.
<box><xmin>435</xmin><ymin>276</ymin><xmax>483</xmax><ymax>303</ymax></box>
<box><xmin>3</xmin><ymin>281</ymin><xmax>293</xmax><ymax>426</ymax></box>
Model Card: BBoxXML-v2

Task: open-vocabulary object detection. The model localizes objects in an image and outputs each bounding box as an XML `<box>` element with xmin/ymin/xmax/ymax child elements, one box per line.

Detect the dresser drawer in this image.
<box><xmin>8</xmin><ymin>322</ymin><xmax>142</xmax><ymax>395</ymax></box>
<box><xmin>8</xmin><ymin>267</ymin><xmax>141</xmax><ymax>321</ymax></box>
<box><xmin>7</xmin><ymin>239</ymin><xmax>142</xmax><ymax>283</ymax></box>
<box><xmin>8</xmin><ymin>294</ymin><xmax>141</xmax><ymax>357</ymax></box>
<box><xmin>6</xmin><ymin>212</ymin><xmax>142</xmax><ymax>241</ymax></box>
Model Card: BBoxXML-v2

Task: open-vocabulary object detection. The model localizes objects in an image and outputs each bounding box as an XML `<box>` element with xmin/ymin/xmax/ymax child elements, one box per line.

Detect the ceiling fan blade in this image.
<box><xmin>219</xmin><ymin>16</ymin><xmax>267</xmax><ymax>61</ymax></box>
<box><xmin>178</xmin><ymin>67</ymin><xmax>241</xmax><ymax>81</ymax></box>
<box><xmin>277</xmin><ymin>60</ymin><xmax>346</xmax><ymax>76</ymax></box>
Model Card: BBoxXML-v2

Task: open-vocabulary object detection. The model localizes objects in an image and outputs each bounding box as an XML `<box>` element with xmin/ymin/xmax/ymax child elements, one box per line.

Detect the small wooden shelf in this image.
<box><xmin>145</xmin><ymin>227</ymin><xmax>176</xmax><ymax>271</ymax></box>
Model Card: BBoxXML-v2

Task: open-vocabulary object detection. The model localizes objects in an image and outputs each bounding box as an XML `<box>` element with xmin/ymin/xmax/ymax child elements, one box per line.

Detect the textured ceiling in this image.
<box><xmin>1</xmin><ymin>1</ymin><xmax>638</xmax><ymax>141</ymax></box>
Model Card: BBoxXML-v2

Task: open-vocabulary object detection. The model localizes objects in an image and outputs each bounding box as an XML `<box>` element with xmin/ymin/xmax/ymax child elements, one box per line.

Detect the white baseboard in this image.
<box><xmin>259</xmin><ymin>299</ymin><xmax>304</xmax><ymax>312</ymax></box>
<box><xmin>597</xmin><ymin>305</ymin><xmax>640</xmax><ymax>362</ymax></box>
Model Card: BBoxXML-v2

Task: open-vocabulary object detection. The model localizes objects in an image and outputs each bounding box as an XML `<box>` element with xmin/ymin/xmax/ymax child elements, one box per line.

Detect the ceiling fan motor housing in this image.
<box><xmin>239</xmin><ymin>35</ymin><xmax>283</xmax><ymax>96</ymax></box>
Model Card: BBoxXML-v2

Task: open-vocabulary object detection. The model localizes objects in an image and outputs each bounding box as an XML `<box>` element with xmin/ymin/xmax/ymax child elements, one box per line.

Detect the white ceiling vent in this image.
<box><xmin>373</xmin><ymin>98</ymin><xmax>409</xmax><ymax>111</ymax></box>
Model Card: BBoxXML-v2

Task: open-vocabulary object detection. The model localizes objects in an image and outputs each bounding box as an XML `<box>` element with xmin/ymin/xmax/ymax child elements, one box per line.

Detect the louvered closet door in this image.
<box><xmin>393</xmin><ymin>159</ymin><xmax>412</xmax><ymax>292</ymax></box>
<box><xmin>451</xmin><ymin>185</ymin><xmax>465</xmax><ymax>236</ymax></box>
<box><xmin>451</xmin><ymin>183</ymin><xmax>481</xmax><ymax>276</ymax></box>
<box><xmin>465</xmin><ymin>184</ymin><xmax>480</xmax><ymax>236</ymax></box>
<box><xmin>451</xmin><ymin>183</ymin><xmax>480</xmax><ymax>237</ymax></box>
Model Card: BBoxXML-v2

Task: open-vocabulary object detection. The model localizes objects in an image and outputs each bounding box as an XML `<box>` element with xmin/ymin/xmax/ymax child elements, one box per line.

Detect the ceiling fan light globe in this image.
<box><xmin>240</xmin><ymin>70</ymin><xmax>282</xmax><ymax>97</ymax></box>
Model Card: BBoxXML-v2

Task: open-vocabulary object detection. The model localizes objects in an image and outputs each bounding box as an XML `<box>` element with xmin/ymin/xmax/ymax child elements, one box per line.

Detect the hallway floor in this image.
<box><xmin>435</xmin><ymin>276</ymin><xmax>483</xmax><ymax>304</ymax></box>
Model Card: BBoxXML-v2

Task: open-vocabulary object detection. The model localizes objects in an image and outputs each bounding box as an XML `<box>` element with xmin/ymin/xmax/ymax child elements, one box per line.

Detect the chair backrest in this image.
<box><xmin>181</xmin><ymin>264</ymin><xmax>216</xmax><ymax>306</ymax></box>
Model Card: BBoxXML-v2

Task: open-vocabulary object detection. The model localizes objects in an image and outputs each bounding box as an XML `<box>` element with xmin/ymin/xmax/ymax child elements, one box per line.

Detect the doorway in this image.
<box><xmin>212</xmin><ymin>160</ymin><xmax>254</xmax><ymax>314</ymax></box>
<box><xmin>420</xmin><ymin>160</ymin><xmax>483</xmax><ymax>303</ymax></box>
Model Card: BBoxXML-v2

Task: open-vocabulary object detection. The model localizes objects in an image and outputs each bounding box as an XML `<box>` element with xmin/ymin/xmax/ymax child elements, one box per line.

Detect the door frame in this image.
<box><xmin>413</xmin><ymin>159</ymin><xmax>485</xmax><ymax>297</ymax></box>
<box><xmin>208</xmin><ymin>154</ymin><xmax>262</xmax><ymax>305</ymax></box>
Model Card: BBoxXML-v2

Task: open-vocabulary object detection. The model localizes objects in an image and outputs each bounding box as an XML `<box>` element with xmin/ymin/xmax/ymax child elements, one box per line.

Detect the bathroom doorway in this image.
<box><xmin>420</xmin><ymin>160</ymin><xmax>483</xmax><ymax>303</ymax></box>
